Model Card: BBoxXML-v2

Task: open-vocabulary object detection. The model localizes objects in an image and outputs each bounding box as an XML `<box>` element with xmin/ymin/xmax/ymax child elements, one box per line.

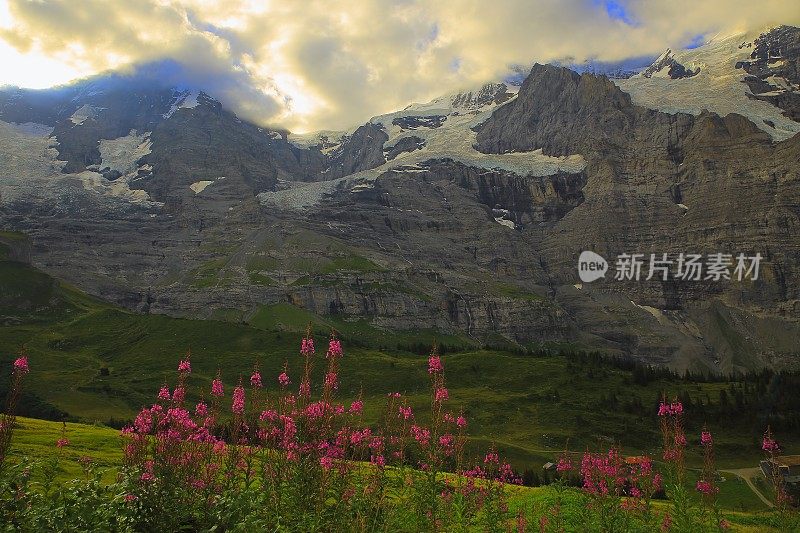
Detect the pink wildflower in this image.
<box><xmin>320</xmin><ymin>456</ymin><xmax>334</xmax><ymax>469</ymax></box>
<box><xmin>12</xmin><ymin>356</ymin><xmax>29</xmax><ymax>374</ymax></box>
<box><xmin>556</xmin><ymin>456</ymin><xmax>573</xmax><ymax>472</ymax></box>
<box><xmin>232</xmin><ymin>385</ymin><xmax>245</xmax><ymax>415</ymax></box>
<box><xmin>250</xmin><ymin>371</ymin><xmax>262</xmax><ymax>388</ymax></box>
<box><xmin>434</xmin><ymin>387</ymin><xmax>449</xmax><ymax>403</ymax></box>
<box><xmin>701</xmin><ymin>430</ymin><xmax>713</xmax><ymax>446</ymax></box>
<box><xmin>195</xmin><ymin>401</ymin><xmax>208</xmax><ymax>417</ymax></box>
<box><xmin>324</xmin><ymin>371</ymin><xmax>338</xmax><ymax>390</ymax></box>
<box><xmin>327</xmin><ymin>338</ymin><xmax>343</xmax><ymax>358</ymax></box>
<box><xmin>172</xmin><ymin>387</ymin><xmax>185</xmax><ymax>404</ymax></box>
<box><xmin>399</xmin><ymin>405</ymin><xmax>413</xmax><ymax>420</ymax></box>
<box><xmin>124</xmin><ymin>494</ymin><xmax>137</xmax><ymax>502</ymax></box>
<box><xmin>301</xmin><ymin>337</ymin><xmax>315</xmax><ymax>357</ymax></box>
<box><xmin>696</xmin><ymin>479</ymin><xmax>717</xmax><ymax>495</ymax></box>
<box><xmin>428</xmin><ymin>355</ymin><xmax>443</xmax><ymax>374</ymax></box>
<box><xmin>456</xmin><ymin>415</ymin><xmax>467</xmax><ymax>428</ymax></box>
<box><xmin>211</xmin><ymin>376</ymin><xmax>224</xmax><ymax>397</ymax></box>
<box><xmin>762</xmin><ymin>436</ymin><xmax>780</xmax><ymax>452</ymax></box>
<box><xmin>278</xmin><ymin>371</ymin><xmax>290</xmax><ymax>387</ymax></box>
<box><xmin>56</xmin><ymin>438</ymin><xmax>69</xmax><ymax>449</ymax></box>
<box><xmin>158</xmin><ymin>385</ymin><xmax>171</xmax><ymax>401</ymax></box>
<box><xmin>349</xmin><ymin>400</ymin><xmax>363</xmax><ymax>414</ymax></box>
<box><xmin>177</xmin><ymin>359</ymin><xmax>191</xmax><ymax>373</ymax></box>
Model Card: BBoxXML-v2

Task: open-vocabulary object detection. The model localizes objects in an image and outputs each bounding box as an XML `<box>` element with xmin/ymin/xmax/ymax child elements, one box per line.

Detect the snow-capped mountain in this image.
<box><xmin>1</xmin><ymin>25</ymin><xmax>799</xmax><ymax>373</ymax></box>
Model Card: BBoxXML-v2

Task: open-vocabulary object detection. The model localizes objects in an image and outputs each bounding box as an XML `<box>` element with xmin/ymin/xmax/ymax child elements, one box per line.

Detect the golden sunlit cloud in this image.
<box><xmin>0</xmin><ymin>0</ymin><xmax>797</xmax><ymax>132</ymax></box>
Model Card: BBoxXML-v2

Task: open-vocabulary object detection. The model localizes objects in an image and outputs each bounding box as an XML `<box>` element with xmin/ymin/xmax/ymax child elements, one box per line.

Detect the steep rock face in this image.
<box><xmin>324</xmin><ymin>123</ymin><xmax>388</xmax><ymax>179</ymax></box>
<box><xmin>736</xmin><ymin>25</ymin><xmax>800</xmax><ymax>120</ymax></box>
<box><xmin>641</xmin><ymin>49</ymin><xmax>699</xmax><ymax>79</ymax></box>
<box><xmin>3</xmin><ymin>54</ymin><xmax>800</xmax><ymax>373</ymax></box>
<box><xmin>450</xmin><ymin>82</ymin><xmax>514</xmax><ymax>109</ymax></box>
<box><xmin>134</xmin><ymin>94</ymin><xmax>324</xmax><ymax>205</ymax></box>
<box><xmin>475</xmin><ymin>63</ymin><xmax>695</xmax><ymax>160</ymax></box>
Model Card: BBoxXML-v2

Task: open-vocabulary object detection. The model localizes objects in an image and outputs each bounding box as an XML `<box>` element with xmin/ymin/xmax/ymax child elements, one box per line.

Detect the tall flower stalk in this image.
<box><xmin>0</xmin><ymin>350</ymin><xmax>30</xmax><ymax>470</ymax></box>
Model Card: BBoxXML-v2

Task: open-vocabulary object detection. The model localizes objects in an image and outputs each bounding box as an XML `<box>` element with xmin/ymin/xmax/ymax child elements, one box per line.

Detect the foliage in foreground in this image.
<box><xmin>0</xmin><ymin>337</ymin><xmax>798</xmax><ymax>532</ymax></box>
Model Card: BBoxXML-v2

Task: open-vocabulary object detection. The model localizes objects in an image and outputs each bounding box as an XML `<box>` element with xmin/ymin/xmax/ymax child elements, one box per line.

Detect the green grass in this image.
<box><xmin>2</xmin><ymin>416</ymin><xmax>771</xmax><ymax>515</ymax></box>
<box><xmin>188</xmin><ymin>258</ymin><xmax>231</xmax><ymax>288</ymax></box>
<box><xmin>0</xmin><ymin>257</ymin><xmax>797</xmax><ymax>519</ymax></box>
<box><xmin>6</xmin><ymin>417</ymin><xmax>121</xmax><ymax>482</ymax></box>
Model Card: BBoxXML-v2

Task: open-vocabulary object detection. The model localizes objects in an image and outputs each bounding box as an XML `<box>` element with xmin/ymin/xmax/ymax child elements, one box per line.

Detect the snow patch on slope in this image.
<box><xmin>361</xmin><ymin>83</ymin><xmax>585</xmax><ymax>179</ymax></box>
<box><xmin>99</xmin><ymin>131</ymin><xmax>152</xmax><ymax>174</ymax></box>
<box><xmin>163</xmin><ymin>89</ymin><xmax>201</xmax><ymax>119</ymax></box>
<box><xmin>615</xmin><ymin>30</ymin><xmax>800</xmax><ymax>141</ymax></box>
<box><xmin>0</xmin><ymin>120</ymin><xmax>160</xmax><ymax>207</ymax></box>
<box><xmin>190</xmin><ymin>177</ymin><xmax>226</xmax><ymax>194</ymax></box>
<box><xmin>70</xmin><ymin>104</ymin><xmax>102</xmax><ymax>125</ymax></box>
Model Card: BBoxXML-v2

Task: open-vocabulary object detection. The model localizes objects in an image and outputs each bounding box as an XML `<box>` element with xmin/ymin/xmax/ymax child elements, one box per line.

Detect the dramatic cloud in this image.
<box><xmin>0</xmin><ymin>0</ymin><xmax>797</xmax><ymax>132</ymax></box>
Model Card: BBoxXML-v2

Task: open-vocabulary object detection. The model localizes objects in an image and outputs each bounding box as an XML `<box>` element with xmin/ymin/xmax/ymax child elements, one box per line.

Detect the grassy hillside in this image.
<box><xmin>4</xmin><ymin>416</ymin><xmax>779</xmax><ymax>523</ymax></box>
<box><xmin>0</xmin><ymin>252</ymin><xmax>798</xmax><ymax>487</ymax></box>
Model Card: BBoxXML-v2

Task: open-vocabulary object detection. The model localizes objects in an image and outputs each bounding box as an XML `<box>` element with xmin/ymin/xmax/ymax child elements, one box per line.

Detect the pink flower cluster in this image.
<box><xmin>13</xmin><ymin>356</ymin><xmax>29</xmax><ymax>375</ymax></box>
<box><xmin>696</xmin><ymin>479</ymin><xmax>718</xmax><ymax>495</ymax></box>
<box><xmin>119</xmin><ymin>335</ymin><xmax>523</xmax><ymax>518</ymax></box>
<box><xmin>762</xmin><ymin>436</ymin><xmax>780</xmax><ymax>452</ymax></box>
<box><xmin>428</xmin><ymin>355</ymin><xmax>443</xmax><ymax>374</ymax></box>
<box><xmin>211</xmin><ymin>376</ymin><xmax>224</xmax><ymax>397</ymax></box>
<box><xmin>232</xmin><ymin>385</ymin><xmax>245</xmax><ymax>415</ymax></box>
<box><xmin>300</xmin><ymin>337</ymin><xmax>315</xmax><ymax>357</ymax></box>
<box><xmin>700</xmin><ymin>430</ymin><xmax>713</xmax><ymax>446</ymax></box>
<box><xmin>326</xmin><ymin>338</ymin><xmax>343</xmax><ymax>358</ymax></box>
<box><xmin>657</xmin><ymin>401</ymin><xmax>683</xmax><ymax>416</ymax></box>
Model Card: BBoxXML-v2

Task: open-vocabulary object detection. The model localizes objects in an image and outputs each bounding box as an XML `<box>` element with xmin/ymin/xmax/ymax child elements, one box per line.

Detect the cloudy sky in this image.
<box><xmin>0</xmin><ymin>0</ymin><xmax>796</xmax><ymax>132</ymax></box>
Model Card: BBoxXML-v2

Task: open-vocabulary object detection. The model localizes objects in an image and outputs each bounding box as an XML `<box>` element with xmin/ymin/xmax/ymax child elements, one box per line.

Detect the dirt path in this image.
<box><xmin>721</xmin><ymin>467</ymin><xmax>774</xmax><ymax>508</ymax></box>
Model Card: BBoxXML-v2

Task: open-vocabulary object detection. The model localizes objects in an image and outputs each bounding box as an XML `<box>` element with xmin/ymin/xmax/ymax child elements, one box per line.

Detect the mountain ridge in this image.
<box><xmin>1</xmin><ymin>25</ymin><xmax>799</xmax><ymax>373</ymax></box>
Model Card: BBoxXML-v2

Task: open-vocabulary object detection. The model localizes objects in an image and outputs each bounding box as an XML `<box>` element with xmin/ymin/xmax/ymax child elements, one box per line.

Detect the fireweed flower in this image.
<box><xmin>172</xmin><ymin>387</ymin><xmax>185</xmax><ymax>404</ymax></box>
<box><xmin>195</xmin><ymin>401</ymin><xmax>208</xmax><ymax>417</ymax></box>
<box><xmin>158</xmin><ymin>385</ymin><xmax>171</xmax><ymax>401</ymax></box>
<box><xmin>250</xmin><ymin>371</ymin><xmax>262</xmax><ymax>388</ymax></box>
<box><xmin>701</xmin><ymin>430</ymin><xmax>713</xmax><ymax>446</ymax></box>
<box><xmin>177</xmin><ymin>359</ymin><xmax>191</xmax><ymax>374</ymax></box>
<box><xmin>12</xmin><ymin>356</ymin><xmax>29</xmax><ymax>374</ymax></box>
<box><xmin>456</xmin><ymin>415</ymin><xmax>467</xmax><ymax>428</ymax></box>
<box><xmin>324</xmin><ymin>371</ymin><xmax>338</xmax><ymax>390</ymax></box>
<box><xmin>557</xmin><ymin>456</ymin><xmax>573</xmax><ymax>472</ymax></box>
<box><xmin>278</xmin><ymin>371</ymin><xmax>290</xmax><ymax>387</ymax></box>
<box><xmin>399</xmin><ymin>406</ymin><xmax>413</xmax><ymax>420</ymax></box>
<box><xmin>327</xmin><ymin>338</ymin><xmax>343</xmax><ymax>358</ymax></box>
<box><xmin>211</xmin><ymin>375</ymin><xmax>224</xmax><ymax>397</ymax></box>
<box><xmin>696</xmin><ymin>479</ymin><xmax>717</xmax><ymax>494</ymax></box>
<box><xmin>428</xmin><ymin>355</ymin><xmax>443</xmax><ymax>374</ymax></box>
<box><xmin>434</xmin><ymin>387</ymin><xmax>449</xmax><ymax>403</ymax></box>
<box><xmin>56</xmin><ymin>438</ymin><xmax>69</xmax><ymax>448</ymax></box>
<box><xmin>232</xmin><ymin>385</ymin><xmax>245</xmax><ymax>415</ymax></box>
<box><xmin>762</xmin><ymin>434</ymin><xmax>780</xmax><ymax>452</ymax></box>
<box><xmin>349</xmin><ymin>400</ymin><xmax>363</xmax><ymax>414</ymax></box>
<box><xmin>301</xmin><ymin>337</ymin><xmax>315</xmax><ymax>356</ymax></box>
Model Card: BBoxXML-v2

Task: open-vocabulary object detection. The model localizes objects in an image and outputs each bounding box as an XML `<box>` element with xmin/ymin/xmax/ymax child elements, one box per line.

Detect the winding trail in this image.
<box><xmin>721</xmin><ymin>468</ymin><xmax>774</xmax><ymax>508</ymax></box>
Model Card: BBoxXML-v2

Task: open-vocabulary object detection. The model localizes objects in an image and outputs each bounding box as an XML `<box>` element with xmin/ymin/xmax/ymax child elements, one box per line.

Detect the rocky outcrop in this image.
<box><xmin>384</xmin><ymin>136</ymin><xmax>425</xmax><ymax>160</ymax></box>
<box><xmin>641</xmin><ymin>49</ymin><xmax>699</xmax><ymax>79</ymax></box>
<box><xmin>324</xmin><ymin>123</ymin><xmax>388</xmax><ymax>179</ymax></box>
<box><xmin>736</xmin><ymin>25</ymin><xmax>800</xmax><ymax>120</ymax></box>
<box><xmin>2</xmin><ymin>57</ymin><xmax>800</xmax><ymax>373</ymax></box>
